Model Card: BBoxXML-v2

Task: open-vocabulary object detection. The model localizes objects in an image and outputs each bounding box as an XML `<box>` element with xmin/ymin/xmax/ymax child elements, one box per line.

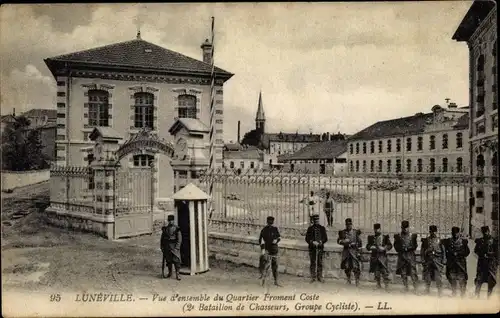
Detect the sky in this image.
<box><xmin>0</xmin><ymin>2</ymin><xmax>473</xmax><ymax>142</ymax></box>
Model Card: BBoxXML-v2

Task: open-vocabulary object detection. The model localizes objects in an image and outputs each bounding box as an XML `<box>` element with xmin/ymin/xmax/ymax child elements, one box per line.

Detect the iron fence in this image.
<box><xmin>199</xmin><ymin>168</ymin><xmax>498</xmax><ymax>240</ymax></box>
<box><xmin>50</xmin><ymin>166</ymin><xmax>95</xmax><ymax>214</ymax></box>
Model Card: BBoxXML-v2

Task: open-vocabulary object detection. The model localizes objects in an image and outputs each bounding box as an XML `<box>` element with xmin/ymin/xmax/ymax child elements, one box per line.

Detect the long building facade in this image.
<box><xmin>44</xmin><ymin>32</ymin><xmax>233</xmax><ymax>201</ymax></box>
<box><xmin>453</xmin><ymin>1</ymin><xmax>498</xmax><ymax>236</ymax></box>
<box><xmin>347</xmin><ymin>103</ymin><xmax>470</xmax><ymax>175</ymax></box>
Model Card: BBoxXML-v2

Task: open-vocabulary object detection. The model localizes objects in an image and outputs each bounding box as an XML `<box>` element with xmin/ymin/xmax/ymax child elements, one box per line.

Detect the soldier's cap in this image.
<box><xmin>373</xmin><ymin>223</ymin><xmax>381</xmax><ymax>230</ymax></box>
<box><xmin>167</xmin><ymin>215</ymin><xmax>175</xmax><ymax>221</ymax></box>
<box><xmin>451</xmin><ymin>227</ymin><xmax>460</xmax><ymax>234</ymax></box>
<box><xmin>401</xmin><ymin>220</ymin><xmax>409</xmax><ymax>228</ymax></box>
<box><xmin>481</xmin><ymin>226</ymin><xmax>490</xmax><ymax>233</ymax></box>
<box><xmin>429</xmin><ymin>225</ymin><xmax>438</xmax><ymax>232</ymax></box>
<box><xmin>345</xmin><ymin>218</ymin><xmax>352</xmax><ymax>224</ymax></box>
<box><xmin>267</xmin><ymin>216</ymin><xmax>275</xmax><ymax>222</ymax></box>
<box><xmin>311</xmin><ymin>214</ymin><xmax>320</xmax><ymax>220</ymax></box>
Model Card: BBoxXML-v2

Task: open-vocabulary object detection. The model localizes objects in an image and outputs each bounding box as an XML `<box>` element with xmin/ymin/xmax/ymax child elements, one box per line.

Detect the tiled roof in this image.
<box><xmin>348</xmin><ymin>113</ymin><xmax>435</xmax><ymax>141</ymax></box>
<box><xmin>453</xmin><ymin>113</ymin><xmax>469</xmax><ymax>129</ymax></box>
<box><xmin>44</xmin><ymin>39</ymin><xmax>233</xmax><ymax>79</ymax></box>
<box><xmin>1</xmin><ymin>114</ymin><xmax>16</xmax><ymax>123</ymax></box>
<box><xmin>22</xmin><ymin>109</ymin><xmax>57</xmax><ymax>119</ymax></box>
<box><xmin>168</xmin><ymin>118</ymin><xmax>209</xmax><ymax>135</ymax></box>
<box><xmin>452</xmin><ymin>1</ymin><xmax>496</xmax><ymax>42</ymax></box>
<box><xmin>223</xmin><ymin>149</ymin><xmax>263</xmax><ymax>160</ymax></box>
<box><xmin>261</xmin><ymin>132</ymin><xmax>322</xmax><ymax>149</ymax></box>
<box><xmin>279</xmin><ymin>140</ymin><xmax>348</xmax><ymax>161</ymax></box>
<box><xmin>224</xmin><ymin>143</ymin><xmax>259</xmax><ymax>151</ymax></box>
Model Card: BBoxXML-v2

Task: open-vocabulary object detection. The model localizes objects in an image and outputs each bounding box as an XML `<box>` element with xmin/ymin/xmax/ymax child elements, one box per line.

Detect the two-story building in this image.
<box><xmin>453</xmin><ymin>0</ymin><xmax>498</xmax><ymax>236</ymax></box>
<box><xmin>347</xmin><ymin>103</ymin><xmax>470</xmax><ymax>175</ymax></box>
<box><xmin>222</xmin><ymin>143</ymin><xmax>264</xmax><ymax>171</ymax></box>
<box><xmin>44</xmin><ymin>32</ymin><xmax>233</xmax><ymax>201</ymax></box>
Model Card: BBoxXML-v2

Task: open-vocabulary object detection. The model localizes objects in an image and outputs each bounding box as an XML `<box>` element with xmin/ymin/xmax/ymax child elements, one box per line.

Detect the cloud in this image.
<box><xmin>0</xmin><ymin>2</ymin><xmax>473</xmax><ymax>139</ymax></box>
<box><xmin>1</xmin><ymin>65</ymin><xmax>56</xmax><ymax>114</ymax></box>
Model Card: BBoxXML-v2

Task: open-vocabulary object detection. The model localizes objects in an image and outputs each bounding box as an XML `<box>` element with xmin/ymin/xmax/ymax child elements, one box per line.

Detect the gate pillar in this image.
<box><xmin>90</xmin><ymin>158</ymin><xmax>117</xmax><ymax>239</ymax></box>
<box><xmin>172</xmin><ymin>183</ymin><xmax>211</xmax><ymax>275</ymax></box>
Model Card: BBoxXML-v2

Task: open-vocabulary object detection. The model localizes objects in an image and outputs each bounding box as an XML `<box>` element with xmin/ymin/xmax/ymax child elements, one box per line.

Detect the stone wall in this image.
<box><xmin>45</xmin><ymin>207</ymin><xmax>114</xmax><ymax>239</ymax></box>
<box><xmin>208</xmin><ymin>232</ymin><xmax>456</xmax><ymax>287</ymax></box>
<box><xmin>1</xmin><ymin>169</ymin><xmax>50</xmax><ymax>192</ymax></box>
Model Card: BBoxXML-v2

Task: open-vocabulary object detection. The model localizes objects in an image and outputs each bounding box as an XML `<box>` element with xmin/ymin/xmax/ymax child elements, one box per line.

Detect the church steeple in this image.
<box><xmin>255</xmin><ymin>91</ymin><xmax>266</xmax><ymax>133</ymax></box>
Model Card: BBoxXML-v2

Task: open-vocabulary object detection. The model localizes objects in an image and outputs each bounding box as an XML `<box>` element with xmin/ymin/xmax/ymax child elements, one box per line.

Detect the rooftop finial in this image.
<box><xmin>136</xmin><ymin>28</ymin><xmax>141</xmax><ymax>40</ymax></box>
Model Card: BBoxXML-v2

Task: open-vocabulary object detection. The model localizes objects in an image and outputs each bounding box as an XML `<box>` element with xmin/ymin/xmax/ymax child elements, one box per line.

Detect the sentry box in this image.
<box><xmin>172</xmin><ymin>183</ymin><xmax>210</xmax><ymax>275</ymax></box>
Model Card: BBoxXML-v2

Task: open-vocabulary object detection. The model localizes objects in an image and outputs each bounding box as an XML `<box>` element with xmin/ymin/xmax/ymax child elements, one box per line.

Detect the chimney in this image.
<box><xmin>200</xmin><ymin>39</ymin><xmax>213</xmax><ymax>64</ymax></box>
<box><xmin>237</xmin><ymin>121</ymin><xmax>241</xmax><ymax>144</ymax></box>
<box><xmin>448</xmin><ymin>102</ymin><xmax>457</xmax><ymax>108</ymax></box>
<box><xmin>326</xmin><ymin>132</ymin><xmax>330</xmax><ymax>141</ymax></box>
<box><xmin>12</xmin><ymin>108</ymin><xmax>16</xmax><ymax>116</ymax></box>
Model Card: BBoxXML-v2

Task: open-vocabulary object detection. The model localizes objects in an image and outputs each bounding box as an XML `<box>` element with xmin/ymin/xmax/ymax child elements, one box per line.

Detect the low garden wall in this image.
<box><xmin>1</xmin><ymin>169</ymin><xmax>50</xmax><ymax>191</ymax></box>
<box><xmin>44</xmin><ymin>207</ymin><xmax>114</xmax><ymax>239</ymax></box>
<box><xmin>208</xmin><ymin>232</ymin><xmax>459</xmax><ymax>287</ymax></box>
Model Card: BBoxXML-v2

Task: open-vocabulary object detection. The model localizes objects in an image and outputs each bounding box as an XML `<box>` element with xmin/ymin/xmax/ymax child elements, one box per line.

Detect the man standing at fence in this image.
<box><xmin>366</xmin><ymin>223</ymin><xmax>392</xmax><ymax>291</ymax></box>
<box><xmin>442</xmin><ymin>227</ymin><xmax>470</xmax><ymax>297</ymax></box>
<box><xmin>258</xmin><ymin>216</ymin><xmax>282</xmax><ymax>287</ymax></box>
<box><xmin>394</xmin><ymin>220</ymin><xmax>419</xmax><ymax>293</ymax></box>
<box><xmin>306</xmin><ymin>191</ymin><xmax>317</xmax><ymax>223</ymax></box>
<box><xmin>305</xmin><ymin>214</ymin><xmax>328</xmax><ymax>283</ymax></box>
<box><xmin>160</xmin><ymin>215</ymin><xmax>182</xmax><ymax>281</ymax></box>
<box><xmin>337</xmin><ymin>218</ymin><xmax>362</xmax><ymax>286</ymax></box>
<box><xmin>474</xmin><ymin>226</ymin><xmax>498</xmax><ymax>298</ymax></box>
<box><xmin>420</xmin><ymin>225</ymin><xmax>446</xmax><ymax>296</ymax></box>
<box><xmin>323</xmin><ymin>192</ymin><xmax>335</xmax><ymax>227</ymax></box>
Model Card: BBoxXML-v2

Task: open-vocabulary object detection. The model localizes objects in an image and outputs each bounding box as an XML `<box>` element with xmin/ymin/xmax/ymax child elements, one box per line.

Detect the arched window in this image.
<box><xmin>396</xmin><ymin>139</ymin><xmax>401</xmax><ymax>152</ymax></box>
<box><xmin>406</xmin><ymin>137</ymin><xmax>412</xmax><ymax>152</ymax></box>
<box><xmin>442</xmin><ymin>134</ymin><xmax>448</xmax><ymax>149</ymax></box>
<box><xmin>356</xmin><ymin>143</ymin><xmax>360</xmax><ymax>154</ymax></box>
<box><xmin>370</xmin><ymin>141</ymin><xmax>375</xmax><ymax>154</ymax></box>
<box><xmin>355</xmin><ymin>160</ymin><xmax>360</xmax><ymax>172</ymax></box>
<box><xmin>88</xmin><ymin>90</ymin><xmax>109</xmax><ymax>127</ymax></box>
<box><xmin>396</xmin><ymin>159</ymin><xmax>401</xmax><ymax>173</ymax></box>
<box><xmin>456</xmin><ymin>132</ymin><xmax>463</xmax><ymax>148</ymax></box>
<box><xmin>417</xmin><ymin>136</ymin><xmax>423</xmax><ymax>151</ymax></box>
<box><xmin>350</xmin><ymin>144</ymin><xmax>354</xmax><ymax>154</ymax></box>
<box><xmin>430</xmin><ymin>158</ymin><xmax>436</xmax><ymax>172</ymax></box>
<box><xmin>378</xmin><ymin>141</ymin><xmax>383</xmax><ymax>153</ymax></box>
<box><xmin>442</xmin><ymin>158</ymin><xmax>448</xmax><ymax>173</ymax></box>
<box><xmin>456</xmin><ymin>157</ymin><xmax>463</xmax><ymax>173</ymax></box>
<box><xmin>134</xmin><ymin>92</ymin><xmax>154</xmax><ymax>129</ymax></box>
<box><xmin>370</xmin><ymin>160</ymin><xmax>374</xmax><ymax>172</ymax></box>
<box><xmin>417</xmin><ymin>158</ymin><xmax>423</xmax><ymax>172</ymax></box>
<box><xmin>406</xmin><ymin>159</ymin><xmax>412</xmax><ymax>172</ymax></box>
<box><xmin>387</xmin><ymin>159</ymin><xmax>392</xmax><ymax>173</ymax></box>
<box><xmin>378</xmin><ymin>160</ymin><xmax>383</xmax><ymax>172</ymax></box>
<box><xmin>178</xmin><ymin>94</ymin><xmax>197</xmax><ymax>119</ymax></box>
<box><xmin>133</xmin><ymin>154</ymin><xmax>154</xmax><ymax>167</ymax></box>
<box><xmin>350</xmin><ymin>161</ymin><xmax>354</xmax><ymax>172</ymax></box>
<box><xmin>362</xmin><ymin>160</ymin><xmax>366</xmax><ymax>172</ymax></box>
<box><xmin>387</xmin><ymin>140</ymin><xmax>392</xmax><ymax>152</ymax></box>
<box><xmin>230</xmin><ymin>161</ymin><xmax>235</xmax><ymax>169</ymax></box>
<box><xmin>476</xmin><ymin>154</ymin><xmax>485</xmax><ymax>168</ymax></box>
<box><xmin>362</xmin><ymin>142</ymin><xmax>367</xmax><ymax>154</ymax></box>
<box><xmin>429</xmin><ymin>135</ymin><xmax>436</xmax><ymax>150</ymax></box>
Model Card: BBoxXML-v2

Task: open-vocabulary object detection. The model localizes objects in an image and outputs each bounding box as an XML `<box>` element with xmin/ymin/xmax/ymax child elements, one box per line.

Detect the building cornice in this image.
<box><xmin>469</xmin><ymin>8</ymin><xmax>497</xmax><ymax>46</ymax></box>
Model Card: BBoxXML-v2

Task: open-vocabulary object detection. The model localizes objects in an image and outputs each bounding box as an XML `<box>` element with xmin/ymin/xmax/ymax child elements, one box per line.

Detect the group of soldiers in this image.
<box><xmin>258</xmin><ymin>216</ymin><xmax>498</xmax><ymax>298</ymax></box>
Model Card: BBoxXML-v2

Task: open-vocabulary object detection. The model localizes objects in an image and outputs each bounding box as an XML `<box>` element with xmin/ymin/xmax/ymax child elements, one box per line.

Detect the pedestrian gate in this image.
<box><xmin>114</xmin><ymin>167</ymin><xmax>154</xmax><ymax>239</ymax></box>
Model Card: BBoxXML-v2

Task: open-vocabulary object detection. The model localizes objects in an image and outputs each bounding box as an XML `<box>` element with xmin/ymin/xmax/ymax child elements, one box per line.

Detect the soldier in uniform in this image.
<box><xmin>394</xmin><ymin>220</ymin><xmax>419</xmax><ymax>293</ymax></box>
<box><xmin>420</xmin><ymin>225</ymin><xmax>446</xmax><ymax>296</ymax></box>
<box><xmin>442</xmin><ymin>227</ymin><xmax>470</xmax><ymax>297</ymax></box>
<box><xmin>160</xmin><ymin>215</ymin><xmax>182</xmax><ymax>280</ymax></box>
<box><xmin>366</xmin><ymin>223</ymin><xmax>392</xmax><ymax>291</ymax></box>
<box><xmin>305</xmin><ymin>214</ymin><xmax>328</xmax><ymax>283</ymax></box>
<box><xmin>474</xmin><ymin>226</ymin><xmax>498</xmax><ymax>298</ymax></box>
<box><xmin>337</xmin><ymin>218</ymin><xmax>363</xmax><ymax>286</ymax></box>
<box><xmin>258</xmin><ymin>216</ymin><xmax>282</xmax><ymax>286</ymax></box>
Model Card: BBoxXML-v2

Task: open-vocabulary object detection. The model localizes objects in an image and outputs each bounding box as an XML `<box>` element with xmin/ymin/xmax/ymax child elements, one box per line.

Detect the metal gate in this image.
<box><xmin>114</xmin><ymin>167</ymin><xmax>154</xmax><ymax>239</ymax></box>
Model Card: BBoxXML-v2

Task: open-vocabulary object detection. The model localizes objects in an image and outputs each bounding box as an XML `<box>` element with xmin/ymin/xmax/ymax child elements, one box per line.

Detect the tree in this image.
<box><xmin>1</xmin><ymin>115</ymin><xmax>49</xmax><ymax>171</ymax></box>
<box><xmin>241</xmin><ymin>129</ymin><xmax>263</xmax><ymax>147</ymax></box>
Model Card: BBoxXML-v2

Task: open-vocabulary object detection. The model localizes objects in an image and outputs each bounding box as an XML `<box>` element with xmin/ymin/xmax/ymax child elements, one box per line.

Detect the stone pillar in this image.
<box><xmin>91</xmin><ymin>159</ymin><xmax>116</xmax><ymax>239</ymax></box>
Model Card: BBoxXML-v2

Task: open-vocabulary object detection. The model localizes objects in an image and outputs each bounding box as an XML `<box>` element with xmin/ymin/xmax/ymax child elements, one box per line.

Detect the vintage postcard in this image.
<box><xmin>1</xmin><ymin>1</ymin><xmax>498</xmax><ymax>317</ymax></box>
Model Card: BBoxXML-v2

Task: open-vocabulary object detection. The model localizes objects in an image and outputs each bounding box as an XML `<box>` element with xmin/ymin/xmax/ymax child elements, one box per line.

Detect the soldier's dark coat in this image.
<box><xmin>421</xmin><ymin>236</ymin><xmax>446</xmax><ymax>282</ymax></box>
<box><xmin>442</xmin><ymin>236</ymin><xmax>470</xmax><ymax>282</ymax></box>
<box><xmin>337</xmin><ymin>229</ymin><xmax>363</xmax><ymax>270</ymax></box>
<box><xmin>366</xmin><ymin>234</ymin><xmax>392</xmax><ymax>273</ymax></box>
<box><xmin>161</xmin><ymin>224</ymin><xmax>182</xmax><ymax>265</ymax></box>
<box><xmin>393</xmin><ymin>233</ymin><xmax>418</xmax><ymax>275</ymax></box>
<box><xmin>474</xmin><ymin>236</ymin><xmax>499</xmax><ymax>285</ymax></box>
<box><xmin>305</xmin><ymin>222</ymin><xmax>328</xmax><ymax>280</ymax></box>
